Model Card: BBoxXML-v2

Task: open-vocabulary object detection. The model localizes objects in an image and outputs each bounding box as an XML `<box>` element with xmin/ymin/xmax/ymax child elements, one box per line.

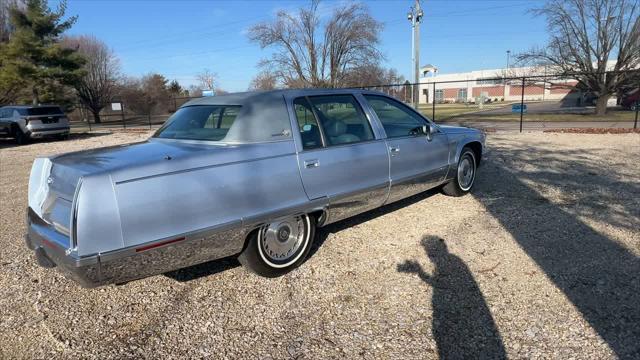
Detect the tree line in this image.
<box><xmin>0</xmin><ymin>0</ymin><xmax>227</xmax><ymax>123</ymax></box>
<box><xmin>3</xmin><ymin>0</ymin><xmax>636</xmax><ymax>122</ymax></box>
<box><xmin>0</xmin><ymin>0</ymin><xmax>404</xmax><ymax>124</ymax></box>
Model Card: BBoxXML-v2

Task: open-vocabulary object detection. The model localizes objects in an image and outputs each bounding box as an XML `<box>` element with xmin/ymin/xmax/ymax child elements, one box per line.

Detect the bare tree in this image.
<box><xmin>249</xmin><ymin>71</ymin><xmax>278</xmax><ymax>90</ymax></box>
<box><xmin>116</xmin><ymin>73</ymin><xmax>172</xmax><ymax>115</ymax></box>
<box><xmin>196</xmin><ymin>69</ymin><xmax>216</xmax><ymax>90</ymax></box>
<box><xmin>63</xmin><ymin>35</ymin><xmax>120</xmax><ymax>123</ymax></box>
<box><xmin>248</xmin><ymin>0</ymin><xmax>383</xmax><ymax>88</ymax></box>
<box><xmin>518</xmin><ymin>0</ymin><xmax>640</xmax><ymax>114</ymax></box>
<box><xmin>187</xmin><ymin>85</ymin><xmax>203</xmax><ymax>97</ymax></box>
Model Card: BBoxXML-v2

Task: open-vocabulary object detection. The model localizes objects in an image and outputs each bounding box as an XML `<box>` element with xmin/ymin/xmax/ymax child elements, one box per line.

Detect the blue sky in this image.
<box><xmin>53</xmin><ymin>0</ymin><xmax>548</xmax><ymax>92</ymax></box>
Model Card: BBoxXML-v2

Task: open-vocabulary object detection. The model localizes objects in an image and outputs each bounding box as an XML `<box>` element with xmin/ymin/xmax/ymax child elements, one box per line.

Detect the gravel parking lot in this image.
<box><xmin>1</xmin><ymin>131</ymin><xmax>638</xmax><ymax>359</ymax></box>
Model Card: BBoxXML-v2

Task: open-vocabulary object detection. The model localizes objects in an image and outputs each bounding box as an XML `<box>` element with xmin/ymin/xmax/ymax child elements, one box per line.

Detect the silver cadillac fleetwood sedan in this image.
<box><xmin>25</xmin><ymin>89</ymin><xmax>485</xmax><ymax>287</ymax></box>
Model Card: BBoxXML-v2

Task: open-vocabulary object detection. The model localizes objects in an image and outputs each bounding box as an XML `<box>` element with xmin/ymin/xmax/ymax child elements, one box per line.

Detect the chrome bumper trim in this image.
<box><xmin>26</xmin><ymin>207</ymin><xmax>250</xmax><ymax>288</ymax></box>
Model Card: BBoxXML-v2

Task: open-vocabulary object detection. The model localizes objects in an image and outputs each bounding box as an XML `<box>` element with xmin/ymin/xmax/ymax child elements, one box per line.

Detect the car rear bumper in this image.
<box><xmin>25</xmin><ymin>207</ymin><xmax>249</xmax><ymax>288</ymax></box>
<box><xmin>27</xmin><ymin>126</ymin><xmax>70</xmax><ymax>138</ymax></box>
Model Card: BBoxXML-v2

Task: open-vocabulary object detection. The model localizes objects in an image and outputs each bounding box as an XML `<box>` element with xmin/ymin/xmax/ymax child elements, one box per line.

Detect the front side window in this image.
<box><xmin>363</xmin><ymin>95</ymin><xmax>428</xmax><ymax>138</ymax></box>
<box><xmin>306</xmin><ymin>95</ymin><xmax>374</xmax><ymax>146</ymax></box>
<box><xmin>154</xmin><ymin>105</ymin><xmax>242</xmax><ymax>141</ymax></box>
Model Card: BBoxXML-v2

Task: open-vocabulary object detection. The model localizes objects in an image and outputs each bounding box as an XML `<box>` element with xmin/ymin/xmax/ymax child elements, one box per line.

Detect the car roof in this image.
<box><xmin>183</xmin><ymin>88</ymin><xmax>389</xmax><ymax>107</ymax></box>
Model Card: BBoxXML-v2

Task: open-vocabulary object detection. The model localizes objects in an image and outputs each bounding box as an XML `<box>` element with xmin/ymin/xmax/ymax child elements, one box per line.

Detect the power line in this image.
<box><xmin>384</xmin><ymin>3</ymin><xmax>529</xmax><ymax>25</ymax></box>
<box><xmin>124</xmin><ymin>45</ymin><xmax>255</xmax><ymax>62</ymax></box>
<box><xmin>116</xmin><ymin>16</ymin><xmax>268</xmax><ymax>53</ymax></box>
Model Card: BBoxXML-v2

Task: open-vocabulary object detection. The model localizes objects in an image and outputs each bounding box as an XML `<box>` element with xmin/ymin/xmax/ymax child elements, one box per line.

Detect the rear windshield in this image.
<box><xmin>17</xmin><ymin>107</ymin><xmax>64</xmax><ymax>116</ymax></box>
<box><xmin>154</xmin><ymin>105</ymin><xmax>242</xmax><ymax>141</ymax></box>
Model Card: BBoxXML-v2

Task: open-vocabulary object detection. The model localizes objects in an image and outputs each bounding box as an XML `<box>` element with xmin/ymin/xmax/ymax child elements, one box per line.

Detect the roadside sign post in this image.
<box><xmin>520</xmin><ymin>77</ymin><xmax>525</xmax><ymax>133</ymax></box>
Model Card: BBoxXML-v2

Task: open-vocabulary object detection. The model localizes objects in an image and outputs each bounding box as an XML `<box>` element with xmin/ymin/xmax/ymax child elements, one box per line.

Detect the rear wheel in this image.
<box><xmin>238</xmin><ymin>214</ymin><xmax>315</xmax><ymax>277</ymax></box>
<box><xmin>13</xmin><ymin>126</ymin><xmax>28</xmax><ymax>145</ymax></box>
<box><xmin>442</xmin><ymin>147</ymin><xmax>477</xmax><ymax>197</ymax></box>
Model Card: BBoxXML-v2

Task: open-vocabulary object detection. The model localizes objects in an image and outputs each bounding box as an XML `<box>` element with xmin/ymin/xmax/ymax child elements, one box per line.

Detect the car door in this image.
<box><xmin>362</xmin><ymin>95</ymin><xmax>450</xmax><ymax>204</ymax></box>
<box><xmin>291</xmin><ymin>94</ymin><xmax>390</xmax><ymax>224</ymax></box>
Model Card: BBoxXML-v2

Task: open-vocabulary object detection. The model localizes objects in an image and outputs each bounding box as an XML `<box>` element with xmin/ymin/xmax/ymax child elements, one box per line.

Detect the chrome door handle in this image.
<box><xmin>304</xmin><ymin>159</ymin><xmax>319</xmax><ymax>168</ymax></box>
<box><xmin>389</xmin><ymin>146</ymin><xmax>400</xmax><ymax>155</ymax></box>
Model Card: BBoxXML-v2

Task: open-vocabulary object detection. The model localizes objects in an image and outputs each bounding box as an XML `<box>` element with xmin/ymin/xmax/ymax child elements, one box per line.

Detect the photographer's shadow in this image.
<box><xmin>398</xmin><ymin>236</ymin><xmax>506</xmax><ymax>359</ymax></box>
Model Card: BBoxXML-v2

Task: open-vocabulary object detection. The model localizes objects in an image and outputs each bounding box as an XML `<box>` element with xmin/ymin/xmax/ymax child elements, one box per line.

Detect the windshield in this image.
<box><xmin>154</xmin><ymin>105</ymin><xmax>242</xmax><ymax>141</ymax></box>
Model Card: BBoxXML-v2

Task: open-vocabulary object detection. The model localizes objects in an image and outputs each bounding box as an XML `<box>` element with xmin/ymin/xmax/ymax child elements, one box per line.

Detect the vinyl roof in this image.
<box><xmin>183</xmin><ymin>88</ymin><xmax>383</xmax><ymax>107</ymax></box>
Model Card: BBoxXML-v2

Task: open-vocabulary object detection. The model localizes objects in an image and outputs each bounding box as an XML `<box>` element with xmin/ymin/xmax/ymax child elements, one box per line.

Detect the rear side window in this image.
<box><xmin>364</xmin><ymin>95</ymin><xmax>427</xmax><ymax>138</ymax></box>
<box><xmin>154</xmin><ymin>105</ymin><xmax>242</xmax><ymax>141</ymax></box>
<box><xmin>296</xmin><ymin>95</ymin><xmax>374</xmax><ymax>146</ymax></box>
<box><xmin>18</xmin><ymin>107</ymin><xmax>64</xmax><ymax>116</ymax></box>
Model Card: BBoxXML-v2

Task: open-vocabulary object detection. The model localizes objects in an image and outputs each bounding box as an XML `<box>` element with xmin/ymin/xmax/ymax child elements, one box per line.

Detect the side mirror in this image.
<box><xmin>424</xmin><ymin>124</ymin><xmax>437</xmax><ymax>141</ymax></box>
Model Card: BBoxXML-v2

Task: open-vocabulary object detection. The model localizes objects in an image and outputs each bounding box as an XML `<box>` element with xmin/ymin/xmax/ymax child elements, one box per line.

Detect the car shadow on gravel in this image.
<box><xmin>163</xmin><ymin>256</ymin><xmax>240</xmax><ymax>282</ymax></box>
<box><xmin>310</xmin><ymin>188</ymin><xmax>440</xmax><ymax>258</ymax></box>
<box><xmin>166</xmin><ymin>189</ymin><xmax>441</xmax><ymax>282</ymax></box>
<box><xmin>397</xmin><ymin>236</ymin><xmax>507</xmax><ymax>359</ymax></box>
<box><xmin>473</xmin><ymin>145</ymin><xmax>640</xmax><ymax>358</ymax></box>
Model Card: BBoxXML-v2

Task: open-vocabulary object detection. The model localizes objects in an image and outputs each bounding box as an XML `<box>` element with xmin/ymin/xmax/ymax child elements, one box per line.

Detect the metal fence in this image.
<box><xmin>361</xmin><ymin>72</ymin><xmax>639</xmax><ymax>132</ymax></box>
<box><xmin>67</xmin><ymin>96</ymin><xmax>194</xmax><ymax>132</ymax></box>
<box><xmin>67</xmin><ymin>71</ymin><xmax>639</xmax><ymax>133</ymax></box>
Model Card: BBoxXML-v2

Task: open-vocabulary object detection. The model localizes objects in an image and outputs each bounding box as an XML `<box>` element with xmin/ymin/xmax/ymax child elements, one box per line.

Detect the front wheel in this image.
<box><xmin>442</xmin><ymin>147</ymin><xmax>477</xmax><ymax>197</ymax></box>
<box><xmin>238</xmin><ymin>214</ymin><xmax>315</xmax><ymax>277</ymax></box>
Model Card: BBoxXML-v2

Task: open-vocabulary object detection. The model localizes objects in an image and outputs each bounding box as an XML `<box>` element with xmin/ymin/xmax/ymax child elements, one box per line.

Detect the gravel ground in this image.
<box><xmin>0</xmin><ymin>131</ymin><xmax>638</xmax><ymax>359</ymax></box>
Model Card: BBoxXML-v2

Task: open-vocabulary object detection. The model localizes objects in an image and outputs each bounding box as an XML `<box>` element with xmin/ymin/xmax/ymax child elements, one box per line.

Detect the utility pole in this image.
<box><xmin>408</xmin><ymin>0</ymin><xmax>423</xmax><ymax>109</ymax></box>
<box><xmin>506</xmin><ymin>50</ymin><xmax>511</xmax><ymax>70</ymax></box>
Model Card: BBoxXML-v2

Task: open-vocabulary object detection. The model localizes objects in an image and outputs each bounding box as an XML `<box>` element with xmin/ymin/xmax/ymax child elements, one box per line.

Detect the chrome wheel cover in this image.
<box><xmin>258</xmin><ymin>215</ymin><xmax>310</xmax><ymax>268</ymax></box>
<box><xmin>457</xmin><ymin>153</ymin><xmax>476</xmax><ymax>191</ymax></box>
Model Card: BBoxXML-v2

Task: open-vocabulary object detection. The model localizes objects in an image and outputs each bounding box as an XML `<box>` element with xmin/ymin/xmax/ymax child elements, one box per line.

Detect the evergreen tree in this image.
<box><xmin>0</xmin><ymin>0</ymin><xmax>84</xmax><ymax>106</ymax></box>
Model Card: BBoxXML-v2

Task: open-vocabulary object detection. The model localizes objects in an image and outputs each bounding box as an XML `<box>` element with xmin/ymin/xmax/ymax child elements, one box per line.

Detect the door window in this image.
<box><xmin>363</xmin><ymin>95</ymin><xmax>428</xmax><ymax>138</ymax></box>
<box><xmin>306</xmin><ymin>95</ymin><xmax>374</xmax><ymax>146</ymax></box>
<box><xmin>293</xmin><ymin>95</ymin><xmax>375</xmax><ymax>149</ymax></box>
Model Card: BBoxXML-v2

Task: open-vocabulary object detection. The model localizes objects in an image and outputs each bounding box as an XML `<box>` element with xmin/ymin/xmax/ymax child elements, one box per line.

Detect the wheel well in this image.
<box><xmin>465</xmin><ymin>141</ymin><xmax>482</xmax><ymax>167</ymax></box>
<box><xmin>10</xmin><ymin>123</ymin><xmax>20</xmax><ymax>136</ymax></box>
<box><xmin>309</xmin><ymin>209</ymin><xmax>327</xmax><ymax>226</ymax></box>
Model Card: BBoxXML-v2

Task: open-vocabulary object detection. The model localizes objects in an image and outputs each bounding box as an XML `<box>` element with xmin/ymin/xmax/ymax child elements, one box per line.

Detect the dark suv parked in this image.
<box><xmin>0</xmin><ymin>105</ymin><xmax>70</xmax><ymax>144</ymax></box>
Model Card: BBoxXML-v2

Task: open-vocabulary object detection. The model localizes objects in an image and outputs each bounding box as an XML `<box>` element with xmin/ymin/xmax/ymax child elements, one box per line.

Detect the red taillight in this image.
<box><xmin>135</xmin><ymin>236</ymin><xmax>186</xmax><ymax>252</ymax></box>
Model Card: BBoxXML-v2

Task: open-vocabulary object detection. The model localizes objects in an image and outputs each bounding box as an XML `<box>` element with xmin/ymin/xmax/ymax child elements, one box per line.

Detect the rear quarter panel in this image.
<box><xmin>111</xmin><ymin>141</ymin><xmax>309</xmax><ymax>250</ymax></box>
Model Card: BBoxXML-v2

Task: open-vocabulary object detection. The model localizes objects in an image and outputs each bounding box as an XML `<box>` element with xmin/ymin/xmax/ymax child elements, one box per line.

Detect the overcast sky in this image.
<box><xmin>53</xmin><ymin>0</ymin><xmax>548</xmax><ymax>91</ymax></box>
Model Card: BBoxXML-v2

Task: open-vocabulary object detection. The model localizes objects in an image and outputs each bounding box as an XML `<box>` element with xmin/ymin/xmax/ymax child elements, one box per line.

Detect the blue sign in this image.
<box><xmin>512</xmin><ymin>103</ymin><xmax>527</xmax><ymax>113</ymax></box>
<box><xmin>202</xmin><ymin>89</ymin><xmax>216</xmax><ymax>97</ymax></box>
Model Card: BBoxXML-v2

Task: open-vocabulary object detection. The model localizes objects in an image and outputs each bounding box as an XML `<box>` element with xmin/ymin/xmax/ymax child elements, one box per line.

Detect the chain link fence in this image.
<box><xmin>361</xmin><ymin>71</ymin><xmax>639</xmax><ymax>132</ymax></box>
